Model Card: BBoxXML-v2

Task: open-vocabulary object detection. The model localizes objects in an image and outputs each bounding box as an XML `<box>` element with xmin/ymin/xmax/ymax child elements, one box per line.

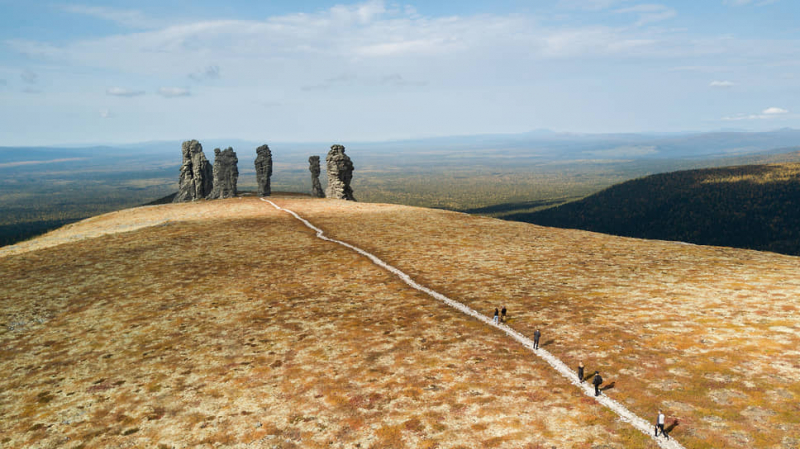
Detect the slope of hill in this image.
<box><xmin>2</xmin><ymin>196</ymin><xmax>799</xmax><ymax>448</ymax></box>
<box><xmin>505</xmin><ymin>162</ymin><xmax>800</xmax><ymax>256</ymax></box>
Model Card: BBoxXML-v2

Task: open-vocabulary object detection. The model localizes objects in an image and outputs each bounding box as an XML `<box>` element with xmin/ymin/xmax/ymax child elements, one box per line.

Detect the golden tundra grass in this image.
<box><xmin>281</xmin><ymin>196</ymin><xmax>800</xmax><ymax>449</ymax></box>
<box><xmin>0</xmin><ymin>196</ymin><xmax>651</xmax><ymax>448</ymax></box>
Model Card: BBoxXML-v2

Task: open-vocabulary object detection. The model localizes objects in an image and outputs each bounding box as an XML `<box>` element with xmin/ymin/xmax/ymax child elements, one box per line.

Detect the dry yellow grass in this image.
<box><xmin>0</xmin><ymin>196</ymin><xmax>654</xmax><ymax>448</ymax></box>
<box><xmin>281</xmin><ymin>197</ymin><xmax>800</xmax><ymax>449</ymax></box>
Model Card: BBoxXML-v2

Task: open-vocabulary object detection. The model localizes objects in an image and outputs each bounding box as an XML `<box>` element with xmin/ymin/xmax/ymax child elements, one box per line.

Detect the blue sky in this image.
<box><xmin>0</xmin><ymin>0</ymin><xmax>798</xmax><ymax>145</ymax></box>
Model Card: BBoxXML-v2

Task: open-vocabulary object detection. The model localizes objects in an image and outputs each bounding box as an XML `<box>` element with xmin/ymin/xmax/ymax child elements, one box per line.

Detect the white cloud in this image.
<box><xmin>99</xmin><ymin>109</ymin><xmax>112</xmax><ymax>118</ymax></box>
<box><xmin>5</xmin><ymin>0</ymin><xmax>689</xmax><ymax>81</ymax></box>
<box><xmin>381</xmin><ymin>73</ymin><xmax>427</xmax><ymax>87</ymax></box>
<box><xmin>763</xmin><ymin>107</ymin><xmax>788</xmax><ymax>114</ymax></box>
<box><xmin>302</xmin><ymin>73</ymin><xmax>357</xmax><ymax>91</ymax></box>
<box><xmin>20</xmin><ymin>69</ymin><xmax>37</xmax><ymax>84</ymax></box>
<box><xmin>615</xmin><ymin>4</ymin><xmax>677</xmax><ymax>26</ymax></box>
<box><xmin>355</xmin><ymin>38</ymin><xmax>458</xmax><ymax>57</ymax></box>
<box><xmin>709</xmin><ymin>80</ymin><xmax>735</xmax><ymax>87</ymax></box>
<box><xmin>722</xmin><ymin>107</ymin><xmax>790</xmax><ymax>120</ymax></box>
<box><xmin>157</xmin><ymin>87</ymin><xmax>191</xmax><ymax>98</ymax></box>
<box><xmin>3</xmin><ymin>0</ymin><xmax>799</xmax><ymax>144</ymax></box>
<box><xmin>724</xmin><ymin>0</ymin><xmax>780</xmax><ymax>6</ymax></box>
<box><xmin>188</xmin><ymin>65</ymin><xmax>221</xmax><ymax>81</ymax></box>
<box><xmin>558</xmin><ymin>0</ymin><xmax>629</xmax><ymax>10</ymax></box>
<box><xmin>302</xmin><ymin>72</ymin><xmax>426</xmax><ymax>91</ymax></box>
<box><xmin>106</xmin><ymin>87</ymin><xmax>145</xmax><ymax>97</ymax></box>
<box><xmin>60</xmin><ymin>4</ymin><xmax>156</xmax><ymax>29</ymax></box>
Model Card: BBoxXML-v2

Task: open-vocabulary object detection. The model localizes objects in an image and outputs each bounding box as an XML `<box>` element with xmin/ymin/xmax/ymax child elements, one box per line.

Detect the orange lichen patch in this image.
<box><xmin>0</xmin><ymin>196</ymin><xmax>643</xmax><ymax>448</ymax></box>
<box><xmin>277</xmin><ymin>196</ymin><xmax>800</xmax><ymax>449</ymax></box>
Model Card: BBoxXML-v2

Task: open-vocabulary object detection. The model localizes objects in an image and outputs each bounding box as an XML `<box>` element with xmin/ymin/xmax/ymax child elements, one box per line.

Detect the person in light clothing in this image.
<box><xmin>493</xmin><ymin>308</ymin><xmax>499</xmax><ymax>324</ymax></box>
<box><xmin>655</xmin><ymin>410</ymin><xmax>668</xmax><ymax>439</ymax></box>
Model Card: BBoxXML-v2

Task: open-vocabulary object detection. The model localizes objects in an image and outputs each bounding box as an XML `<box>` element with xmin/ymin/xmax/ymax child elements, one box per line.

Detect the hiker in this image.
<box><xmin>655</xmin><ymin>410</ymin><xmax>668</xmax><ymax>439</ymax></box>
<box><xmin>578</xmin><ymin>362</ymin><xmax>585</xmax><ymax>383</ymax></box>
<box><xmin>533</xmin><ymin>329</ymin><xmax>541</xmax><ymax>349</ymax></box>
<box><xmin>493</xmin><ymin>308</ymin><xmax>499</xmax><ymax>324</ymax></box>
<box><xmin>592</xmin><ymin>371</ymin><xmax>603</xmax><ymax>396</ymax></box>
<box><xmin>501</xmin><ymin>305</ymin><xmax>507</xmax><ymax>323</ymax></box>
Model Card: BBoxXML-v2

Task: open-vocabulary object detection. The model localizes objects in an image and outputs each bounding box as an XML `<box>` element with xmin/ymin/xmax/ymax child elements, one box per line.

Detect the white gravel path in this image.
<box><xmin>264</xmin><ymin>198</ymin><xmax>685</xmax><ymax>449</ymax></box>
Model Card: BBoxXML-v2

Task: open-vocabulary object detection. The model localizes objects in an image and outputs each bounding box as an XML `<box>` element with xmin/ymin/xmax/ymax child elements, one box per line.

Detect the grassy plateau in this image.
<box><xmin>2</xmin><ymin>196</ymin><xmax>799</xmax><ymax>448</ymax></box>
<box><xmin>2</xmin><ymin>196</ymin><xmax>652</xmax><ymax>449</ymax></box>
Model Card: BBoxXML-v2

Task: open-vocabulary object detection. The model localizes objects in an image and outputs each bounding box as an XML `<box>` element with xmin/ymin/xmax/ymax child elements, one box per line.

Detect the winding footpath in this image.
<box><xmin>263</xmin><ymin>198</ymin><xmax>685</xmax><ymax>449</ymax></box>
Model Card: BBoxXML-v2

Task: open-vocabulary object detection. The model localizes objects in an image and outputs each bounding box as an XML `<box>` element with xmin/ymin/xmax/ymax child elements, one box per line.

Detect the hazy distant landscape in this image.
<box><xmin>2</xmin><ymin>129</ymin><xmax>800</xmax><ymax>248</ymax></box>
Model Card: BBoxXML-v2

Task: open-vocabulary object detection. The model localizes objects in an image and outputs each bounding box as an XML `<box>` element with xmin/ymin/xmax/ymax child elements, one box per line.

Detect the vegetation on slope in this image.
<box><xmin>505</xmin><ymin>162</ymin><xmax>800</xmax><ymax>256</ymax></box>
<box><xmin>0</xmin><ymin>198</ymin><xmax>646</xmax><ymax>448</ymax></box>
<box><xmin>294</xmin><ymin>198</ymin><xmax>800</xmax><ymax>449</ymax></box>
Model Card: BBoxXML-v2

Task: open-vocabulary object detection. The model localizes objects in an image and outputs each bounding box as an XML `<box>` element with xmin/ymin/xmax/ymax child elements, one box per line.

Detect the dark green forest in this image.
<box><xmin>506</xmin><ymin>163</ymin><xmax>800</xmax><ymax>256</ymax></box>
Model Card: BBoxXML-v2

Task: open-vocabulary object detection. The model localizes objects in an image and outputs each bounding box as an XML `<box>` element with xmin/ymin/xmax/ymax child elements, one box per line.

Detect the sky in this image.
<box><xmin>0</xmin><ymin>0</ymin><xmax>798</xmax><ymax>146</ymax></box>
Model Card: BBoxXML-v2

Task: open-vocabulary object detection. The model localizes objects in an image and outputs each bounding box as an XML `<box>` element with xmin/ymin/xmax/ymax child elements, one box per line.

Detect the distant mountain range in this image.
<box><xmin>3</xmin><ymin>128</ymin><xmax>800</xmax><ymax>167</ymax></box>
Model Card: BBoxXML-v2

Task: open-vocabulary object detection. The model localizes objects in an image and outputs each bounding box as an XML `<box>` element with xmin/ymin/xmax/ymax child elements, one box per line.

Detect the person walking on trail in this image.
<box><xmin>493</xmin><ymin>308</ymin><xmax>500</xmax><ymax>324</ymax></box>
<box><xmin>655</xmin><ymin>410</ymin><xmax>668</xmax><ymax>439</ymax></box>
<box><xmin>501</xmin><ymin>305</ymin><xmax>507</xmax><ymax>323</ymax></box>
<box><xmin>592</xmin><ymin>371</ymin><xmax>603</xmax><ymax>396</ymax></box>
<box><xmin>578</xmin><ymin>362</ymin><xmax>585</xmax><ymax>383</ymax></box>
<box><xmin>533</xmin><ymin>329</ymin><xmax>541</xmax><ymax>349</ymax></box>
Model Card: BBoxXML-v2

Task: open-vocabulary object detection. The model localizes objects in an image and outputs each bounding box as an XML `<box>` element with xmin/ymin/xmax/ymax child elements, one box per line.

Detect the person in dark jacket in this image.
<box><xmin>533</xmin><ymin>329</ymin><xmax>541</xmax><ymax>349</ymax></box>
<box><xmin>493</xmin><ymin>308</ymin><xmax>499</xmax><ymax>324</ymax></box>
<box><xmin>592</xmin><ymin>371</ymin><xmax>603</xmax><ymax>396</ymax></box>
<box><xmin>578</xmin><ymin>362</ymin><xmax>585</xmax><ymax>383</ymax></box>
<box><xmin>501</xmin><ymin>305</ymin><xmax>507</xmax><ymax>323</ymax></box>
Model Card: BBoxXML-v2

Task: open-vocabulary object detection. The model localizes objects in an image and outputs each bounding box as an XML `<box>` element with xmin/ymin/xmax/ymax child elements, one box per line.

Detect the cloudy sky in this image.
<box><xmin>0</xmin><ymin>0</ymin><xmax>798</xmax><ymax>145</ymax></box>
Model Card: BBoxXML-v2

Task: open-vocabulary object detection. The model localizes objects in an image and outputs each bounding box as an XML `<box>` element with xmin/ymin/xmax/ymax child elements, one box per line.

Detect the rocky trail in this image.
<box><xmin>263</xmin><ymin>198</ymin><xmax>686</xmax><ymax>449</ymax></box>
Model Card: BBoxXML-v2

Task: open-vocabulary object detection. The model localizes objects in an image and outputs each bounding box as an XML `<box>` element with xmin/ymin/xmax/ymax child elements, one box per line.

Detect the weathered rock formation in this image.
<box><xmin>174</xmin><ymin>140</ymin><xmax>213</xmax><ymax>202</ymax></box>
<box><xmin>309</xmin><ymin>156</ymin><xmax>325</xmax><ymax>198</ymax></box>
<box><xmin>206</xmin><ymin>147</ymin><xmax>239</xmax><ymax>200</ymax></box>
<box><xmin>326</xmin><ymin>145</ymin><xmax>355</xmax><ymax>201</ymax></box>
<box><xmin>254</xmin><ymin>145</ymin><xmax>273</xmax><ymax>197</ymax></box>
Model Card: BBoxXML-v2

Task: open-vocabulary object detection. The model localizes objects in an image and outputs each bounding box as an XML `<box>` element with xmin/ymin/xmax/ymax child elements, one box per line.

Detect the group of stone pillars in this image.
<box><xmin>174</xmin><ymin>140</ymin><xmax>355</xmax><ymax>202</ymax></box>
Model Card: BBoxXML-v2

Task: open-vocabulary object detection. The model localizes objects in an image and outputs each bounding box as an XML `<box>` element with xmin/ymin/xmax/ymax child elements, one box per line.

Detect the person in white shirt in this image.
<box><xmin>655</xmin><ymin>410</ymin><xmax>668</xmax><ymax>439</ymax></box>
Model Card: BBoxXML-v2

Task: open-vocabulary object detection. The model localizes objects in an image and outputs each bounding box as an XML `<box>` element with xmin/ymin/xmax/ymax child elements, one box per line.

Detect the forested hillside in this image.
<box><xmin>507</xmin><ymin>162</ymin><xmax>800</xmax><ymax>256</ymax></box>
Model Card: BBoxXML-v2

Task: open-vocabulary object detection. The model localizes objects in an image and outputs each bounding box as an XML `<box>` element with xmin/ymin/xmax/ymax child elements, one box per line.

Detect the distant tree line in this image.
<box><xmin>506</xmin><ymin>164</ymin><xmax>800</xmax><ymax>256</ymax></box>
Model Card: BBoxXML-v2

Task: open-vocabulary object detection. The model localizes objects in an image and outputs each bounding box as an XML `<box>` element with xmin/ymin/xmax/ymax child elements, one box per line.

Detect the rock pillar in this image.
<box><xmin>206</xmin><ymin>147</ymin><xmax>238</xmax><ymax>199</ymax></box>
<box><xmin>174</xmin><ymin>139</ymin><xmax>213</xmax><ymax>202</ymax></box>
<box><xmin>325</xmin><ymin>144</ymin><xmax>355</xmax><ymax>201</ymax></box>
<box><xmin>255</xmin><ymin>145</ymin><xmax>273</xmax><ymax>196</ymax></box>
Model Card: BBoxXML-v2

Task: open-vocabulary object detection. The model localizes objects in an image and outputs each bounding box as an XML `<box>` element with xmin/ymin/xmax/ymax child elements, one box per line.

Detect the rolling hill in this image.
<box><xmin>505</xmin><ymin>161</ymin><xmax>800</xmax><ymax>256</ymax></box>
<box><xmin>1</xmin><ymin>195</ymin><xmax>799</xmax><ymax>448</ymax></box>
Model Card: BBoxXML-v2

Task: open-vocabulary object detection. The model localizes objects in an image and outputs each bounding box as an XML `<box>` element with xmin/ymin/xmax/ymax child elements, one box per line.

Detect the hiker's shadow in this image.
<box><xmin>601</xmin><ymin>381</ymin><xmax>616</xmax><ymax>391</ymax></box>
<box><xmin>541</xmin><ymin>339</ymin><xmax>555</xmax><ymax>347</ymax></box>
<box><xmin>665</xmin><ymin>419</ymin><xmax>679</xmax><ymax>435</ymax></box>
